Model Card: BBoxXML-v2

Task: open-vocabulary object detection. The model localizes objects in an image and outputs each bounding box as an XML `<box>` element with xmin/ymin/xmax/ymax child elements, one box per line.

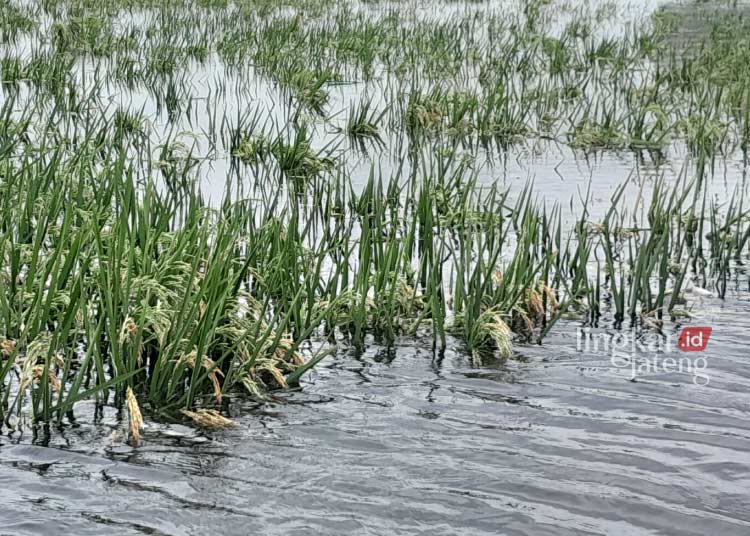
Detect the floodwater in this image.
<box><xmin>3</xmin><ymin>1</ymin><xmax>750</xmax><ymax>534</ymax></box>
<box><xmin>2</xmin><ymin>298</ymin><xmax>749</xmax><ymax>535</ymax></box>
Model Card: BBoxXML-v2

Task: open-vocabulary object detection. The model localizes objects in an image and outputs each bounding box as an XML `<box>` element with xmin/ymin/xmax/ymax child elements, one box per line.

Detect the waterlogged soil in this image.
<box><xmin>1</xmin><ymin>296</ymin><xmax>749</xmax><ymax>535</ymax></box>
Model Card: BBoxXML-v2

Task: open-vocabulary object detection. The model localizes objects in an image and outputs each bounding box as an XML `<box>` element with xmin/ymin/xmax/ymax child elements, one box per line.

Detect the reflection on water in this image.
<box><xmin>2</xmin><ymin>298</ymin><xmax>749</xmax><ymax>535</ymax></box>
<box><xmin>2</xmin><ymin>1</ymin><xmax>750</xmax><ymax>534</ymax></box>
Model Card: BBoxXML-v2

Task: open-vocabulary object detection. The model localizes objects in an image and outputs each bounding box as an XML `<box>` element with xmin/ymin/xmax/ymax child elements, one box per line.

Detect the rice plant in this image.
<box><xmin>346</xmin><ymin>97</ymin><xmax>385</xmax><ymax>139</ymax></box>
<box><xmin>1</xmin><ymin>0</ymin><xmax>750</xmax><ymax>437</ymax></box>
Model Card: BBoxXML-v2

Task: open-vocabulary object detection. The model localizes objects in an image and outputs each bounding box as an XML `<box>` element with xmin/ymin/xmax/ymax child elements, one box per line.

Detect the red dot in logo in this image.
<box><xmin>678</xmin><ymin>327</ymin><xmax>712</xmax><ymax>352</ymax></box>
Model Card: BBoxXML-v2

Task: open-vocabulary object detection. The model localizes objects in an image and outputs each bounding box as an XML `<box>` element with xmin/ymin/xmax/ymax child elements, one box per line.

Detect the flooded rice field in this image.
<box><xmin>3</xmin><ymin>308</ymin><xmax>749</xmax><ymax>535</ymax></box>
<box><xmin>2</xmin><ymin>0</ymin><xmax>750</xmax><ymax>534</ymax></box>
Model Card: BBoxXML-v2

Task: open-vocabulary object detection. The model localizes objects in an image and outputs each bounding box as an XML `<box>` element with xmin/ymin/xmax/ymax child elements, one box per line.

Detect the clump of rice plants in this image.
<box><xmin>0</xmin><ymin>1</ymin><xmax>36</xmax><ymax>43</ymax></box>
<box><xmin>232</xmin><ymin>134</ymin><xmax>272</xmax><ymax>164</ymax></box>
<box><xmin>0</xmin><ymin>118</ymin><xmax>338</xmax><ymax>431</ymax></box>
<box><xmin>270</xmin><ymin>127</ymin><xmax>335</xmax><ymax>183</ymax></box>
<box><xmin>279</xmin><ymin>66</ymin><xmax>334</xmax><ymax>114</ymax></box>
<box><xmin>346</xmin><ymin>97</ymin><xmax>385</xmax><ymax>139</ymax></box>
<box><xmin>568</xmin><ymin>119</ymin><xmax>630</xmax><ymax>150</ymax></box>
<box><xmin>113</xmin><ymin>107</ymin><xmax>146</xmax><ymax>138</ymax></box>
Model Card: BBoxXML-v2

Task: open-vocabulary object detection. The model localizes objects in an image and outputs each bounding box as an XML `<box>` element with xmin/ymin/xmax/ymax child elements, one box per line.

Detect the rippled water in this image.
<box><xmin>2</xmin><ymin>295</ymin><xmax>749</xmax><ymax>535</ymax></box>
<box><xmin>3</xmin><ymin>0</ymin><xmax>750</xmax><ymax>533</ymax></box>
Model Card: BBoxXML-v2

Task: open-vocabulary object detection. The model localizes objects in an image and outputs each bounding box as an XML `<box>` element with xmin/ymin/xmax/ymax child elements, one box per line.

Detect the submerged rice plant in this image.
<box><xmin>346</xmin><ymin>96</ymin><xmax>385</xmax><ymax>139</ymax></box>
<box><xmin>1</xmin><ymin>0</ymin><xmax>749</xmax><ymax>437</ymax></box>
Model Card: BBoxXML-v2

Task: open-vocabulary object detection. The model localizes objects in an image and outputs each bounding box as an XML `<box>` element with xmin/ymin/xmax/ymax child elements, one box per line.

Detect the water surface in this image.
<box><xmin>2</xmin><ymin>297</ymin><xmax>748</xmax><ymax>535</ymax></box>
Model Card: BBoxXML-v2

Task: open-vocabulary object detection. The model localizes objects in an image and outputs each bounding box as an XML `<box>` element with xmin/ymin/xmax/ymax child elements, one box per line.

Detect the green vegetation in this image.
<box><xmin>1</xmin><ymin>0</ymin><xmax>749</xmax><ymax>439</ymax></box>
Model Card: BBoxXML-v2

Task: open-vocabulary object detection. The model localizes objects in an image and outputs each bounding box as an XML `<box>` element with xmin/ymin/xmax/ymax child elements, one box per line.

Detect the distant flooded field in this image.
<box><xmin>1</xmin><ymin>0</ymin><xmax>750</xmax><ymax>534</ymax></box>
